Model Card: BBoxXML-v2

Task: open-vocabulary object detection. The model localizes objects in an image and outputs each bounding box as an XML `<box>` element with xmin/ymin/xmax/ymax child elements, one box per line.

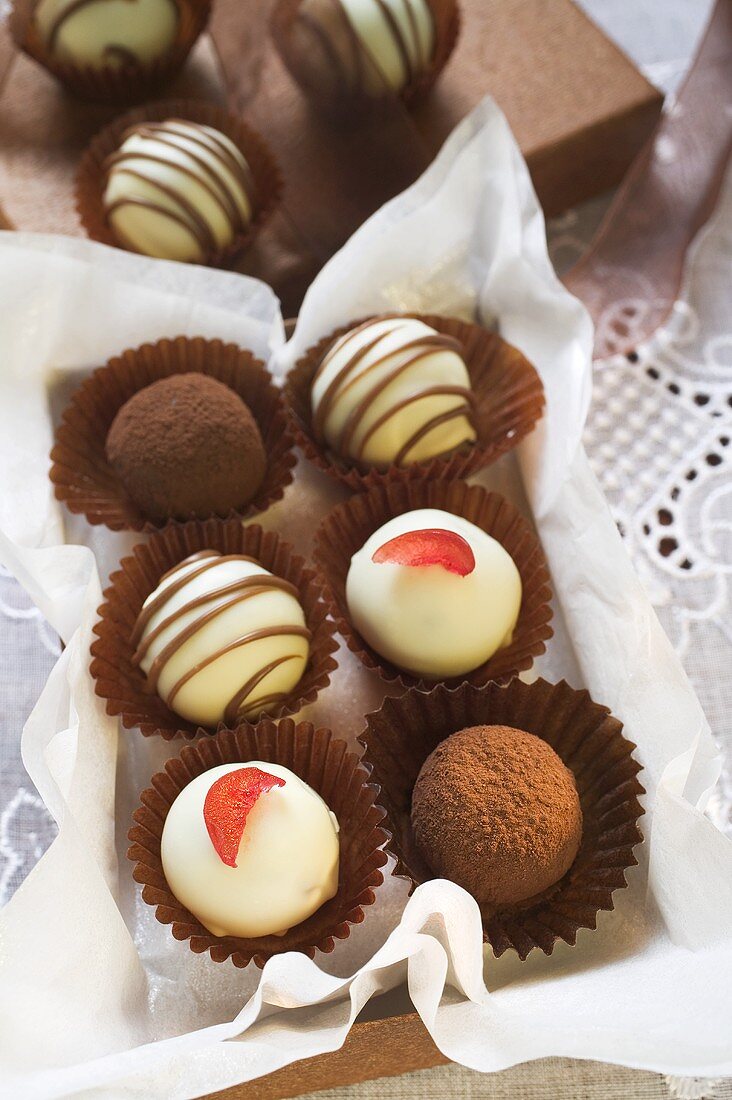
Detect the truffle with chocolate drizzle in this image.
<box><xmin>102</xmin><ymin>118</ymin><xmax>257</xmax><ymax>263</ymax></box>
<box><xmin>311</xmin><ymin>315</ymin><xmax>477</xmax><ymax>468</ymax></box>
<box><xmin>34</xmin><ymin>0</ymin><xmax>180</xmax><ymax>70</ymax></box>
<box><xmin>131</xmin><ymin>550</ymin><xmax>311</xmax><ymax>727</ymax></box>
<box><xmin>286</xmin><ymin>0</ymin><xmax>436</xmax><ymax>99</ymax></box>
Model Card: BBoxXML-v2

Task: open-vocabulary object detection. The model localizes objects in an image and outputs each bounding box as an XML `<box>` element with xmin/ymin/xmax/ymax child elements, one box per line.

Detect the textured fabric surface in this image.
<box><xmin>310</xmin><ymin>1061</ymin><xmax>732</xmax><ymax>1099</ymax></box>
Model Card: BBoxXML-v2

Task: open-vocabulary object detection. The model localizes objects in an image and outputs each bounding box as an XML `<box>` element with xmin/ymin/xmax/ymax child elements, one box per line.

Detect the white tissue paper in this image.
<box><xmin>0</xmin><ymin>98</ymin><xmax>731</xmax><ymax>1100</ymax></box>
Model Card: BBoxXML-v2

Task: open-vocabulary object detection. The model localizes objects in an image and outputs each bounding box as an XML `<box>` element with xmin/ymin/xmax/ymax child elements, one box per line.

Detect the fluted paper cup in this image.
<box><xmin>91</xmin><ymin>518</ymin><xmax>339</xmax><ymax>739</ymax></box>
<box><xmin>128</xmin><ymin>719</ymin><xmax>390</xmax><ymax>967</ymax></box>
<box><xmin>50</xmin><ymin>336</ymin><xmax>296</xmax><ymax>532</ymax></box>
<box><xmin>76</xmin><ymin>98</ymin><xmax>283</xmax><ymax>267</ymax></box>
<box><xmin>284</xmin><ymin>312</ymin><xmax>544</xmax><ymax>492</ymax></box>
<box><xmin>313</xmin><ymin>479</ymin><xmax>553</xmax><ymax>690</ymax></box>
<box><xmin>359</xmin><ymin>677</ymin><xmax>645</xmax><ymax>959</ymax></box>
<box><xmin>11</xmin><ymin>0</ymin><xmax>210</xmax><ymax>104</ymax></box>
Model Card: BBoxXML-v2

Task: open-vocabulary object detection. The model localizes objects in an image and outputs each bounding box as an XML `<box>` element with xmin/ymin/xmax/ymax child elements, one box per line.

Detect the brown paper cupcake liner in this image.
<box><xmin>359</xmin><ymin>677</ymin><xmax>645</xmax><ymax>960</ymax></box>
<box><xmin>11</xmin><ymin>0</ymin><xmax>210</xmax><ymax>104</ymax></box>
<box><xmin>284</xmin><ymin>312</ymin><xmax>544</xmax><ymax>492</ymax></box>
<box><xmin>50</xmin><ymin>336</ymin><xmax>297</xmax><ymax>532</ymax></box>
<box><xmin>270</xmin><ymin>0</ymin><xmax>460</xmax><ymax>114</ymax></box>
<box><xmin>91</xmin><ymin>517</ymin><xmax>339</xmax><ymax>739</ymax></box>
<box><xmin>128</xmin><ymin>719</ymin><xmax>391</xmax><ymax>967</ymax></box>
<box><xmin>76</xmin><ymin>98</ymin><xmax>283</xmax><ymax>267</ymax></box>
<box><xmin>313</xmin><ymin>479</ymin><xmax>553</xmax><ymax>690</ymax></box>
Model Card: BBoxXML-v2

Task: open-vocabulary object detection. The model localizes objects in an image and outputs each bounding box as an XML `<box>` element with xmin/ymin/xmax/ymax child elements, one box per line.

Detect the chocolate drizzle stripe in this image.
<box><xmin>104</xmin><ymin>120</ymin><xmax>254</xmax><ymax>256</ymax></box>
<box><xmin>355</xmin><ymin>384</ymin><xmax>474</xmax><ymax>461</ymax></box>
<box><xmin>158</xmin><ymin>550</ymin><xmax>225</xmax><ymax>585</ymax></box>
<box><xmin>314</xmin><ymin>325</ymin><xmax>464</xmax><ymax>455</ymax></box>
<box><xmin>104</xmin><ymin>44</ymin><xmax>137</xmax><ymax>66</ymax></box>
<box><xmin>141</xmin><ymin>121</ymin><xmax>256</xmax><ymax>212</ymax></box>
<box><xmin>43</xmin><ymin>0</ymin><xmax>175</xmax><ymax>54</ymax></box>
<box><xmin>238</xmin><ymin>690</ymin><xmax>288</xmax><ymax>719</ymax></box>
<box><xmin>313</xmin><ymin>326</ymin><xmax>406</xmax><ymax>439</ymax></box>
<box><xmin>191</xmin><ymin>124</ymin><xmax>259</xmax><ymax>211</ymax></box>
<box><xmin>401</xmin><ymin>0</ymin><xmax>424</xmax><ymax>67</ymax></box>
<box><xmin>223</xmin><ymin>654</ymin><xmax>301</xmax><ymax>726</ymax></box>
<box><xmin>335</xmin><ymin>337</ymin><xmax>464</xmax><ymax>455</ymax></box>
<box><xmin>105</xmin><ymin>202</ymin><xmax>203</xmax><ymax>258</ymax></box>
<box><xmin>374</xmin><ymin>0</ymin><xmax>414</xmax><ymax>82</ymax></box>
<box><xmin>111</xmin><ymin>137</ymin><xmax>242</xmax><ymax>231</ymax></box>
<box><xmin>296</xmin><ymin>8</ymin><xmax>360</xmax><ymax>95</ymax></box>
<box><xmin>106</xmin><ymin>166</ymin><xmax>215</xmax><ymax>252</ymax></box>
<box><xmin>166</xmin><ymin>626</ymin><xmax>311</xmax><ymax>708</ymax></box>
<box><xmin>131</xmin><ymin>552</ymin><xmax>261</xmax><ymax>645</ymax></box>
<box><xmin>132</xmin><ymin>576</ymin><xmax>300</xmax><ymax>667</ymax></box>
<box><xmin>393</xmin><ymin>404</ymin><xmax>475</xmax><ymax>466</ymax></box>
<box><xmin>313</xmin><ymin>316</ymin><xmax>410</xmax><ymax>383</ymax></box>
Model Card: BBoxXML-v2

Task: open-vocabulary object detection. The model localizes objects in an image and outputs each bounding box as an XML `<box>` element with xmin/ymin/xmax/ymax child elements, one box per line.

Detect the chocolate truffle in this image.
<box><xmin>288</xmin><ymin>0</ymin><xmax>435</xmax><ymax>98</ymax></box>
<box><xmin>311</xmin><ymin>316</ymin><xmax>476</xmax><ymax>468</ymax></box>
<box><xmin>103</xmin><ymin>119</ymin><xmax>256</xmax><ymax>263</ymax></box>
<box><xmin>106</xmin><ymin>373</ymin><xmax>266</xmax><ymax>523</ymax></box>
<box><xmin>161</xmin><ymin>762</ymin><xmax>339</xmax><ymax>937</ymax></box>
<box><xmin>411</xmin><ymin>725</ymin><xmax>583</xmax><ymax>910</ymax></box>
<box><xmin>34</xmin><ymin>0</ymin><xmax>179</xmax><ymax>69</ymax></box>
<box><xmin>346</xmin><ymin>508</ymin><xmax>521</xmax><ymax>678</ymax></box>
<box><xmin>131</xmin><ymin>550</ymin><xmax>311</xmax><ymax>727</ymax></box>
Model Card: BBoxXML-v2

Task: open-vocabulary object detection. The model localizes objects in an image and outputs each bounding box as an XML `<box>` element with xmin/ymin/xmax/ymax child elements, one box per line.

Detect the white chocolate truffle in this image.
<box><xmin>34</xmin><ymin>0</ymin><xmax>179</xmax><ymax>69</ymax></box>
<box><xmin>346</xmin><ymin>509</ymin><xmax>522</xmax><ymax>678</ymax></box>
<box><xmin>132</xmin><ymin>551</ymin><xmax>310</xmax><ymax>727</ymax></box>
<box><xmin>295</xmin><ymin>0</ymin><xmax>435</xmax><ymax>96</ymax></box>
<box><xmin>161</xmin><ymin>762</ymin><xmax>340</xmax><ymax>938</ymax></box>
<box><xmin>311</xmin><ymin>316</ymin><xmax>477</xmax><ymax>468</ymax></box>
<box><xmin>103</xmin><ymin>119</ymin><xmax>256</xmax><ymax>263</ymax></box>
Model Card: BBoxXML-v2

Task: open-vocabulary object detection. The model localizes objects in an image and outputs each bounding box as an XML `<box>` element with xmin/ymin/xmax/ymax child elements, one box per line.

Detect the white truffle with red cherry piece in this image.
<box><xmin>161</xmin><ymin>762</ymin><xmax>340</xmax><ymax>938</ymax></box>
<box><xmin>34</xmin><ymin>0</ymin><xmax>179</xmax><ymax>70</ymax></box>
<box><xmin>131</xmin><ymin>550</ymin><xmax>310</xmax><ymax>728</ymax></box>
<box><xmin>311</xmin><ymin>316</ymin><xmax>477</xmax><ymax>468</ymax></box>
<box><xmin>103</xmin><ymin>119</ymin><xmax>256</xmax><ymax>263</ymax></box>
<box><xmin>345</xmin><ymin>508</ymin><xmax>522</xmax><ymax>678</ymax></box>
<box><xmin>289</xmin><ymin>0</ymin><xmax>436</xmax><ymax>98</ymax></box>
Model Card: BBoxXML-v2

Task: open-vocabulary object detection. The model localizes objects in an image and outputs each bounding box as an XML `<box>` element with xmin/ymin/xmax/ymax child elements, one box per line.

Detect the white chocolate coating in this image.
<box><xmin>35</xmin><ymin>0</ymin><xmax>178</xmax><ymax>69</ymax></box>
<box><xmin>133</xmin><ymin>552</ymin><xmax>310</xmax><ymax>728</ymax></box>
<box><xmin>297</xmin><ymin>0</ymin><xmax>435</xmax><ymax>96</ymax></box>
<box><xmin>103</xmin><ymin>120</ymin><xmax>255</xmax><ymax>263</ymax></box>
<box><xmin>161</xmin><ymin>762</ymin><xmax>340</xmax><ymax>938</ymax></box>
<box><xmin>311</xmin><ymin>316</ymin><xmax>476</xmax><ymax>468</ymax></box>
<box><xmin>346</xmin><ymin>509</ymin><xmax>522</xmax><ymax>677</ymax></box>
<box><xmin>339</xmin><ymin>0</ymin><xmax>434</xmax><ymax>93</ymax></box>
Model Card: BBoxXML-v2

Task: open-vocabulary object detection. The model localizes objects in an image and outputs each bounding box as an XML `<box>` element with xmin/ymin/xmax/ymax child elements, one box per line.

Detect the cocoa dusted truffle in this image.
<box><xmin>106</xmin><ymin>373</ymin><xmax>267</xmax><ymax>523</ymax></box>
<box><xmin>411</xmin><ymin>725</ymin><xmax>583</xmax><ymax>910</ymax></box>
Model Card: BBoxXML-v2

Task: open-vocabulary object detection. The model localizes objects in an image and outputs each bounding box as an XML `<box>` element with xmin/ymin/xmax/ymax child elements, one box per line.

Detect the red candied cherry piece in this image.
<box><xmin>203</xmin><ymin>766</ymin><xmax>285</xmax><ymax>867</ymax></box>
<box><xmin>372</xmin><ymin>528</ymin><xmax>475</xmax><ymax>576</ymax></box>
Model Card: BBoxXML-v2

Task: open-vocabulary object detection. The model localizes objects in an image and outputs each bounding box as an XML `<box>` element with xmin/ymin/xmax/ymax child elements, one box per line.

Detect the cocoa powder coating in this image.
<box><xmin>411</xmin><ymin>724</ymin><xmax>583</xmax><ymax>910</ymax></box>
<box><xmin>106</xmin><ymin>374</ymin><xmax>267</xmax><ymax>523</ymax></box>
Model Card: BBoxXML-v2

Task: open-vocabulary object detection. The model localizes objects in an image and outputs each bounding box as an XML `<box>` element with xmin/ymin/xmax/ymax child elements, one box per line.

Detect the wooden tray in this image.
<box><xmin>0</xmin><ymin>0</ymin><xmax>661</xmax><ymax>314</ymax></box>
<box><xmin>204</xmin><ymin>996</ymin><xmax>447</xmax><ymax>1100</ymax></box>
